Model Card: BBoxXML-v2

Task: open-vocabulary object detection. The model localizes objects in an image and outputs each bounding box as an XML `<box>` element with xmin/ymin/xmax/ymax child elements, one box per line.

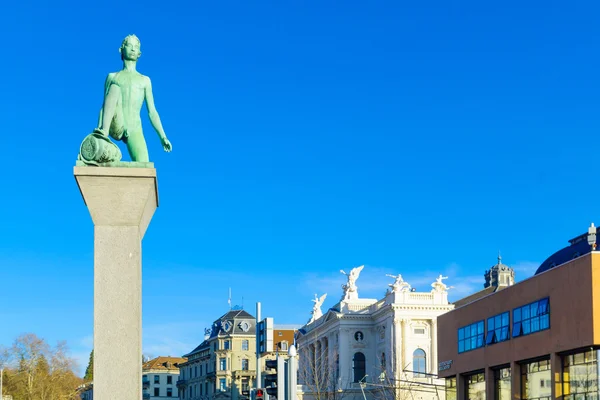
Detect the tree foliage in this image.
<box><xmin>0</xmin><ymin>333</ymin><xmax>83</xmax><ymax>400</ymax></box>
<box><xmin>83</xmin><ymin>350</ymin><xmax>93</xmax><ymax>382</ymax></box>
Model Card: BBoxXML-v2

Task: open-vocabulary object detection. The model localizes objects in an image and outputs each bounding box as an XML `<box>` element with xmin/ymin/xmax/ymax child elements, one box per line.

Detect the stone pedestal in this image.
<box><xmin>74</xmin><ymin>165</ymin><xmax>158</xmax><ymax>400</ymax></box>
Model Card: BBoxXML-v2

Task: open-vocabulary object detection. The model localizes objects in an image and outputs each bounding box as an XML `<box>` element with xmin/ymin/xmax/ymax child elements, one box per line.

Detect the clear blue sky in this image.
<box><xmin>0</xmin><ymin>0</ymin><xmax>599</xmax><ymax>374</ymax></box>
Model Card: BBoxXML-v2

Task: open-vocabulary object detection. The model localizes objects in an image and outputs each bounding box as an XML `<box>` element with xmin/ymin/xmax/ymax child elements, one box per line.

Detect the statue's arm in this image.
<box><xmin>97</xmin><ymin>74</ymin><xmax>115</xmax><ymax>128</ymax></box>
<box><xmin>144</xmin><ymin>77</ymin><xmax>167</xmax><ymax>140</ymax></box>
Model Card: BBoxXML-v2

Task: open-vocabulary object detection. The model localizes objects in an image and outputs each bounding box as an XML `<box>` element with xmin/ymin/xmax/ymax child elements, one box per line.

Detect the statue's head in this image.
<box><xmin>119</xmin><ymin>34</ymin><xmax>141</xmax><ymax>61</ymax></box>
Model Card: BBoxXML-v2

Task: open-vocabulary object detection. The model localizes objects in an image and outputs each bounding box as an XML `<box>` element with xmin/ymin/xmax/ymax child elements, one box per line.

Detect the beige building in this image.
<box><xmin>179</xmin><ymin>310</ymin><xmax>257</xmax><ymax>400</ymax></box>
<box><xmin>143</xmin><ymin>356</ymin><xmax>187</xmax><ymax>399</ymax></box>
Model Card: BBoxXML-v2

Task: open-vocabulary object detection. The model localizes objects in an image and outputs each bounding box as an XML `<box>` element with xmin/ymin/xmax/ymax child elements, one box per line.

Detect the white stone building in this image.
<box><xmin>296</xmin><ymin>266</ymin><xmax>454</xmax><ymax>400</ymax></box>
<box><xmin>143</xmin><ymin>356</ymin><xmax>187</xmax><ymax>399</ymax></box>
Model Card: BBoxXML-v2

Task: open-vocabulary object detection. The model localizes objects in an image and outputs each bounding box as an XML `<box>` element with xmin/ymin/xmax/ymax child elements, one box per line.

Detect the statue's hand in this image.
<box><xmin>161</xmin><ymin>136</ymin><xmax>173</xmax><ymax>152</ymax></box>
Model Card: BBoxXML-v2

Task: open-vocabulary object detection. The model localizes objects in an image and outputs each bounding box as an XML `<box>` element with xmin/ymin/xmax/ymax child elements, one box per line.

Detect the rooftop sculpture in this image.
<box><xmin>340</xmin><ymin>265</ymin><xmax>364</xmax><ymax>301</ymax></box>
<box><xmin>431</xmin><ymin>274</ymin><xmax>453</xmax><ymax>293</ymax></box>
<box><xmin>78</xmin><ymin>35</ymin><xmax>172</xmax><ymax>165</ymax></box>
<box><xmin>386</xmin><ymin>273</ymin><xmax>412</xmax><ymax>293</ymax></box>
<box><xmin>308</xmin><ymin>293</ymin><xmax>327</xmax><ymax>324</ymax></box>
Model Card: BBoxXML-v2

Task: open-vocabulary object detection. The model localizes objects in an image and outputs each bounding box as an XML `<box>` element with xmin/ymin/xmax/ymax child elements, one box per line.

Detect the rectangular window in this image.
<box><xmin>220</xmin><ymin>378</ymin><xmax>227</xmax><ymax>392</ymax></box>
<box><xmin>466</xmin><ymin>372</ymin><xmax>486</xmax><ymax>400</ymax></box>
<box><xmin>242</xmin><ymin>359</ymin><xmax>249</xmax><ymax>371</ymax></box>
<box><xmin>458</xmin><ymin>320</ymin><xmax>484</xmax><ymax>353</ymax></box>
<box><xmin>494</xmin><ymin>367</ymin><xmax>511</xmax><ymax>400</ymax></box>
<box><xmin>220</xmin><ymin>357</ymin><xmax>227</xmax><ymax>371</ymax></box>
<box><xmin>154</xmin><ymin>375</ymin><xmax>160</xmax><ymax>384</ymax></box>
<box><xmin>445</xmin><ymin>377</ymin><xmax>457</xmax><ymax>400</ymax></box>
<box><xmin>513</xmin><ymin>298</ymin><xmax>550</xmax><ymax>338</ymax></box>
<box><xmin>200</xmin><ymin>364</ymin><xmax>203</xmax><ymax>376</ymax></box>
<box><xmin>281</xmin><ymin>342</ymin><xmax>288</xmax><ymax>351</ymax></box>
<box><xmin>242</xmin><ymin>377</ymin><xmax>250</xmax><ymax>392</ymax></box>
<box><xmin>414</xmin><ymin>328</ymin><xmax>425</xmax><ymax>335</ymax></box>
<box><xmin>563</xmin><ymin>349</ymin><xmax>599</xmax><ymax>399</ymax></box>
<box><xmin>242</xmin><ymin>340</ymin><xmax>249</xmax><ymax>351</ymax></box>
<box><xmin>167</xmin><ymin>375</ymin><xmax>173</xmax><ymax>384</ymax></box>
<box><xmin>195</xmin><ymin>366</ymin><xmax>198</xmax><ymax>377</ymax></box>
<box><xmin>154</xmin><ymin>387</ymin><xmax>160</xmax><ymax>396</ymax></box>
<box><xmin>521</xmin><ymin>359</ymin><xmax>551</xmax><ymax>400</ymax></box>
<box><xmin>167</xmin><ymin>387</ymin><xmax>173</xmax><ymax>397</ymax></box>
<box><xmin>486</xmin><ymin>311</ymin><xmax>510</xmax><ymax>345</ymax></box>
<box><xmin>224</xmin><ymin>340</ymin><xmax>231</xmax><ymax>350</ymax></box>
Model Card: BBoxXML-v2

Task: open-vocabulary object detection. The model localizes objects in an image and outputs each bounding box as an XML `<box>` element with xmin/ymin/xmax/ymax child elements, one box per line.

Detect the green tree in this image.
<box><xmin>83</xmin><ymin>350</ymin><xmax>93</xmax><ymax>382</ymax></box>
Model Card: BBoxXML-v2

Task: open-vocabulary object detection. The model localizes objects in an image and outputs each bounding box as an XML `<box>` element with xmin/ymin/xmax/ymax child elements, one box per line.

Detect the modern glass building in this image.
<box><xmin>437</xmin><ymin>226</ymin><xmax>600</xmax><ymax>400</ymax></box>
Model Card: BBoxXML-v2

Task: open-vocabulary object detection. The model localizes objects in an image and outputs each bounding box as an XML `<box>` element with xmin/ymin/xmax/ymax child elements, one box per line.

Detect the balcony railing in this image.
<box><xmin>143</xmin><ymin>393</ymin><xmax>151</xmax><ymax>399</ymax></box>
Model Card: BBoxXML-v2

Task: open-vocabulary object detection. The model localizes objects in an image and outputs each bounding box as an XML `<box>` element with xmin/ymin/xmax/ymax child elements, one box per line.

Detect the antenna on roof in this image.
<box><xmin>228</xmin><ymin>287</ymin><xmax>232</xmax><ymax>310</ymax></box>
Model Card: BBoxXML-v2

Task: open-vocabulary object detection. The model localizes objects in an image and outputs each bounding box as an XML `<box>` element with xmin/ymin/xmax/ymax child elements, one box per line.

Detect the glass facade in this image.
<box><xmin>494</xmin><ymin>367</ymin><xmax>511</xmax><ymax>400</ymax></box>
<box><xmin>487</xmin><ymin>312</ymin><xmax>510</xmax><ymax>345</ymax></box>
<box><xmin>458</xmin><ymin>321</ymin><xmax>485</xmax><ymax>353</ymax></box>
<box><xmin>563</xmin><ymin>349</ymin><xmax>599</xmax><ymax>400</ymax></box>
<box><xmin>513</xmin><ymin>298</ymin><xmax>550</xmax><ymax>338</ymax></box>
<box><xmin>445</xmin><ymin>377</ymin><xmax>457</xmax><ymax>400</ymax></box>
<box><xmin>521</xmin><ymin>359</ymin><xmax>551</xmax><ymax>400</ymax></box>
<box><xmin>466</xmin><ymin>372</ymin><xmax>486</xmax><ymax>400</ymax></box>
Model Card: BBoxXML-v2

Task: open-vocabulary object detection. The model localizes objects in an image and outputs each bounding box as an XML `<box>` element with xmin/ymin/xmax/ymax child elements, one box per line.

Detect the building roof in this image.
<box><xmin>535</xmin><ymin>227</ymin><xmax>597</xmax><ymax>275</ymax></box>
<box><xmin>142</xmin><ymin>356</ymin><xmax>187</xmax><ymax>371</ymax></box>
<box><xmin>452</xmin><ymin>286</ymin><xmax>499</xmax><ymax>308</ymax></box>
<box><xmin>183</xmin><ymin>340</ymin><xmax>210</xmax><ymax>358</ymax></box>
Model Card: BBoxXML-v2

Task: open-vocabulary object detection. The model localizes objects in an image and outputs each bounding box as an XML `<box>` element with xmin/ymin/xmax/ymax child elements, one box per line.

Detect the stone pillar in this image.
<box><xmin>392</xmin><ymin>318</ymin><xmax>401</xmax><ymax>382</ymax></box>
<box><xmin>551</xmin><ymin>352</ymin><xmax>562</xmax><ymax>399</ymax></box>
<box><xmin>74</xmin><ymin>165</ymin><xmax>158</xmax><ymax>400</ymax></box>
<box><xmin>485</xmin><ymin>367</ymin><xmax>495</xmax><ymax>400</ymax></box>
<box><xmin>511</xmin><ymin>361</ymin><xmax>521</xmax><ymax>400</ymax></box>
<box><xmin>401</xmin><ymin>319</ymin><xmax>408</xmax><ymax>373</ymax></box>
<box><xmin>431</xmin><ymin>318</ymin><xmax>437</xmax><ymax>375</ymax></box>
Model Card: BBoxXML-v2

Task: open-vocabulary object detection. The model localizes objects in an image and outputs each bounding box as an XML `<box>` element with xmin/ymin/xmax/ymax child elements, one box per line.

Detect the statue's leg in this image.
<box><xmin>125</xmin><ymin>130</ymin><xmax>149</xmax><ymax>162</ymax></box>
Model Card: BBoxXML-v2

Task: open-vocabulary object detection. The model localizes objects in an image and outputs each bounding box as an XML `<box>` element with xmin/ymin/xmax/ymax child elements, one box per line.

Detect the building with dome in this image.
<box><xmin>437</xmin><ymin>223</ymin><xmax>600</xmax><ymax>400</ymax></box>
<box><xmin>296</xmin><ymin>265</ymin><xmax>455</xmax><ymax>400</ymax></box>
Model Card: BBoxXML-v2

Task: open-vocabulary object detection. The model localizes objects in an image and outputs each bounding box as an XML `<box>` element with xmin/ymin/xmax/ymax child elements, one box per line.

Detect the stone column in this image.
<box><xmin>75</xmin><ymin>165</ymin><xmax>158</xmax><ymax>400</ymax></box>
<box><xmin>401</xmin><ymin>319</ymin><xmax>408</xmax><ymax>373</ymax></box>
<box><xmin>392</xmin><ymin>318</ymin><xmax>401</xmax><ymax>382</ymax></box>
<box><xmin>431</xmin><ymin>318</ymin><xmax>437</xmax><ymax>375</ymax></box>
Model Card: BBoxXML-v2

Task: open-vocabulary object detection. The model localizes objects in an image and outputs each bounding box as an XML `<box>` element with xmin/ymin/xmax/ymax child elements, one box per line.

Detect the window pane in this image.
<box><xmin>486</xmin><ymin>331</ymin><xmax>495</xmax><ymax>345</ymax></box>
<box><xmin>471</xmin><ymin>325</ymin><xmax>477</xmax><ymax>336</ymax></box>
<box><xmin>531</xmin><ymin>316</ymin><xmax>540</xmax><ymax>332</ymax></box>
<box><xmin>540</xmin><ymin>314</ymin><xmax>550</xmax><ymax>330</ymax></box>
<box><xmin>476</xmin><ymin>335</ymin><xmax>483</xmax><ymax>348</ymax></box>
<box><xmin>502</xmin><ymin>312</ymin><xmax>509</xmax><ymax>326</ymax></box>
<box><xmin>478</xmin><ymin>321</ymin><xmax>484</xmax><ymax>334</ymax></box>
<box><xmin>522</xmin><ymin>320</ymin><xmax>531</xmax><ymax>334</ymax></box>
<box><xmin>514</xmin><ymin>308</ymin><xmax>521</xmax><ymax>322</ymax></box>
<box><xmin>459</xmin><ymin>340</ymin><xmax>464</xmax><ymax>353</ymax></box>
<box><xmin>512</xmin><ymin>322</ymin><xmax>522</xmax><ymax>337</ymax></box>
<box><xmin>495</xmin><ymin>315</ymin><xmax>502</xmax><ymax>328</ymax></box>
<box><xmin>531</xmin><ymin>302</ymin><xmax>539</xmax><ymax>317</ymax></box>
<box><xmin>488</xmin><ymin>318</ymin><xmax>495</xmax><ymax>330</ymax></box>
<box><xmin>522</xmin><ymin>305</ymin><xmax>530</xmax><ymax>319</ymax></box>
<box><xmin>458</xmin><ymin>328</ymin><xmax>464</xmax><ymax>340</ymax></box>
<box><xmin>538</xmin><ymin>298</ymin><xmax>549</xmax><ymax>314</ymax></box>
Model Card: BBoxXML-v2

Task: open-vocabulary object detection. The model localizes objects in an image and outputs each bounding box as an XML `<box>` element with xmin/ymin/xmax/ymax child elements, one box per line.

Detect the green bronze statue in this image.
<box><xmin>79</xmin><ymin>35</ymin><xmax>172</xmax><ymax>165</ymax></box>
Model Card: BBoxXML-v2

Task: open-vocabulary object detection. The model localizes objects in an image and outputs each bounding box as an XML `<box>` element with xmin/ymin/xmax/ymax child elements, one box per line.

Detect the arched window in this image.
<box><xmin>413</xmin><ymin>349</ymin><xmax>426</xmax><ymax>377</ymax></box>
<box><xmin>353</xmin><ymin>352</ymin><xmax>366</xmax><ymax>382</ymax></box>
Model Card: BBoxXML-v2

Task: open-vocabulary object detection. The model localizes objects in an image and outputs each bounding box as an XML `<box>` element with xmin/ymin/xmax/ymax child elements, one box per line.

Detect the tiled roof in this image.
<box><xmin>143</xmin><ymin>356</ymin><xmax>187</xmax><ymax>371</ymax></box>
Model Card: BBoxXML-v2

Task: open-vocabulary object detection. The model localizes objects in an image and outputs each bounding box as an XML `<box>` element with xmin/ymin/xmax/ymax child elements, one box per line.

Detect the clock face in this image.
<box><xmin>222</xmin><ymin>321</ymin><xmax>233</xmax><ymax>332</ymax></box>
<box><xmin>240</xmin><ymin>321</ymin><xmax>250</xmax><ymax>332</ymax></box>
